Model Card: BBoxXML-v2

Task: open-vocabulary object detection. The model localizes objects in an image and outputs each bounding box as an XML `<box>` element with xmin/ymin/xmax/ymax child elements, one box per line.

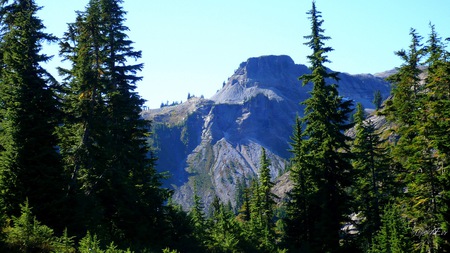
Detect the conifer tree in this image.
<box><xmin>208</xmin><ymin>197</ymin><xmax>242</xmax><ymax>252</ymax></box>
<box><xmin>422</xmin><ymin>24</ymin><xmax>450</xmax><ymax>251</ymax></box>
<box><xmin>189</xmin><ymin>190</ymin><xmax>210</xmax><ymax>248</ymax></box>
<box><xmin>247</xmin><ymin>148</ymin><xmax>277</xmax><ymax>252</ymax></box>
<box><xmin>3</xmin><ymin>200</ymin><xmax>76</xmax><ymax>252</ymax></box>
<box><xmin>285</xmin><ymin>2</ymin><xmax>354</xmax><ymax>252</ymax></box>
<box><xmin>58</xmin><ymin>0</ymin><xmax>113</xmax><ymax>236</ymax></box>
<box><xmin>258</xmin><ymin>148</ymin><xmax>275</xmax><ymax>226</ymax></box>
<box><xmin>368</xmin><ymin>203</ymin><xmax>413</xmax><ymax>253</ymax></box>
<box><xmin>384</xmin><ymin>27</ymin><xmax>444</xmax><ymax>252</ymax></box>
<box><xmin>384</xmin><ymin>28</ymin><xmax>424</xmax><ymax>125</ymax></box>
<box><xmin>351</xmin><ymin>103</ymin><xmax>395</xmax><ymax>249</ymax></box>
<box><xmin>0</xmin><ymin>0</ymin><xmax>67</xmax><ymax>231</ymax></box>
<box><xmin>235</xmin><ymin>177</ymin><xmax>248</xmax><ymax>216</ymax></box>
<box><xmin>58</xmin><ymin>0</ymin><xmax>169</xmax><ymax>247</ymax></box>
<box><xmin>372</xmin><ymin>90</ymin><xmax>382</xmax><ymax>110</ymax></box>
<box><xmin>237</xmin><ymin>182</ymin><xmax>251</xmax><ymax>222</ymax></box>
<box><xmin>285</xmin><ymin>116</ymin><xmax>314</xmax><ymax>251</ymax></box>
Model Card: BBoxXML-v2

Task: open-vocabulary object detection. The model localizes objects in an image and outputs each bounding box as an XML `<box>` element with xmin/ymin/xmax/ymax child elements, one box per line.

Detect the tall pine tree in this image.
<box><xmin>248</xmin><ymin>148</ymin><xmax>277</xmax><ymax>252</ymax></box>
<box><xmin>0</xmin><ymin>0</ymin><xmax>67</xmax><ymax>231</ymax></box>
<box><xmin>422</xmin><ymin>24</ymin><xmax>450</xmax><ymax>251</ymax></box>
<box><xmin>285</xmin><ymin>2</ymin><xmax>354</xmax><ymax>252</ymax></box>
<box><xmin>285</xmin><ymin>116</ymin><xmax>315</xmax><ymax>251</ymax></box>
<box><xmin>351</xmin><ymin>103</ymin><xmax>395</xmax><ymax>250</ymax></box>
<box><xmin>58</xmin><ymin>0</ymin><xmax>170</xmax><ymax>248</ymax></box>
<box><xmin>384</xmin><ymin>27</ymin><xmax>445</xmax><ymax>252</ymax></box>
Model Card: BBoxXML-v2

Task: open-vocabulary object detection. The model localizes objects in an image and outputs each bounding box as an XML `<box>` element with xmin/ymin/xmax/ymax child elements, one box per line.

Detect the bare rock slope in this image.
<box><xmin>143</xmin><ymin>55</ymin><xmax>391</xmax><ymax>211</ymax></box>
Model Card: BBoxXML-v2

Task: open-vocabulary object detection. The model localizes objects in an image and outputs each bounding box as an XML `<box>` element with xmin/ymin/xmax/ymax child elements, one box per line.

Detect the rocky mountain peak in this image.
<box><xmin>211</xmin><ymin>55</ymin><xmax>310</xmax><ymax>104</ymax></box>
<box><xmin>146</xmin><ymin>55</ymin><xmax>392</xmax><ymax>212</ymax></box>
<box><xmin>236</xmin><ymin>55</ymin><xmax>299</xmax><ymax>83</ymax></box>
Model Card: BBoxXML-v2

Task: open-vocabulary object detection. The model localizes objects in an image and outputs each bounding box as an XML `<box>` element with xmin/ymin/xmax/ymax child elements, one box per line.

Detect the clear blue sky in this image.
<box><xmin>36</xmin><ymin>0</ymin><xmax>449</xmax><ymax>109</ymax></box>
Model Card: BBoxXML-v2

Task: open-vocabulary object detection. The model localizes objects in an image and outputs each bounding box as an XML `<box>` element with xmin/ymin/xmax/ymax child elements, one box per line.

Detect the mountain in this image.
<box><xmin>143</xmin><ymin>55</ymin><xmax>391</xmax><ymax>212</ymax></box>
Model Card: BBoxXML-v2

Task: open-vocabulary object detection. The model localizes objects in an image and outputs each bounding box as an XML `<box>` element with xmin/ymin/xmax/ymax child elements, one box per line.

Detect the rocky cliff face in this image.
<box><xmin>143</xmin><ymin>55</ymin><xmax>391</xmax><ymax>212</ymax></box>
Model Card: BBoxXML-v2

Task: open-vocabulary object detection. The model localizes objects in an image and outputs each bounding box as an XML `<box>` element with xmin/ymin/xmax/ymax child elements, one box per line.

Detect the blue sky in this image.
<box><xmin>36</xmin><ymin>0</ymin><xmax>449</xmax><ymax>109</ymax></box>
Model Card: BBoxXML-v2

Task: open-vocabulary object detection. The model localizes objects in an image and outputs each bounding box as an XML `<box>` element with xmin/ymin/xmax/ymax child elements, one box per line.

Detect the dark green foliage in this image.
<box><xmin>382</xmin><ymin>27</ymin><xmax>449</xmax><ymax>252</ymax></box>
<box><xmin>3</xmin><ymin>200</ymin><xmax>75</xmax><ymax>253</ymax></box>
<box><xmin>351</xmin><ymin>103</ymin><xmax>396</xmax><ymax>250</ymax></box>
<box><xmin>235</xmin><ymin>177</ymin><xmax>248</xmax><ymax>215</ymax></box>
<box><xmin>258</xmin><ymin>148</ymin><xmax>276</xmax><ymax>223</ymax></box>
<box><xmin>246</xmin><ymin>148</ymin><xmax>278</xmax><ymax>252</ymax></box>
<box><xmin>0</xmin><ymin>0</ymin><xmax>68</xmax><ymax>231</ymax></box>
<box><xmin>372</xmin><ymin>90</ymin><xmax>382</xmax><ymax>110</ymax></box>
<box><xmin>189</xmin><ymin>191</ymin><xmax>210</xmax><ymax>251</ymax></box>
<box><xmin>2</xmin><ymin>1</ymin><xmax>450</xmax><ymax>252</ymax></box>
<box><xmin>285</xmin><ymin>2</ymin><xmax>354</xmax><ymax>252</ymax></box>
<box><xmin>368</xmin><ymin>203</ymin><xmax>413</xmax><ymax>253</ymax></box>
<box><xmin>208</xmin><ymin>196</ymin><xmax>242</xmax><ymax>252</ymax></box>
<box><xmin>78</xmin><ymin>232</ymin><xmax>133</xmax><ymax>253</ymax></box>
<box><xmin>57</xmin><ymin>0</ymin><xmax>170</xmax><ymax>248</ymax></box>
<box><xmin>284</xmin><ymin>116</ymin><xmax>315</xmax><ymax>251</ymax></box>
<box><xmin>384</xmin><ymin>28</ymin><xmax>424</xmax><ymax>126</ymax></box>
<box><xmin>422</xmin><ymin>24</ymin><xmax>450</xmax><ymax>252</ymax></box>
<box><xmin>203</xmin><ymin>176</ymin><xmax>284</xmax><ymax>253</ymax></box>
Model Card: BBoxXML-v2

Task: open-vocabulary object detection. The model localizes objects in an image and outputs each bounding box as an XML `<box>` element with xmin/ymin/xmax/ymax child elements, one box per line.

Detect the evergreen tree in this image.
<box><xmin>58</xmin><ymin>0</ymin><xmax>170</xmax><ymax>248</ymax></box>
<box><xmin>58</xmin><ymin>0</ymin><xmax>114</xmax><ymax>236</ymax></box>
<box><xmin>0</xmin><ymin>0</ymin><xmax>67</xmax><ymax>231</ymax></box>
<box><xmin>351</xmin><ymin>103</ymin><xmax>395</xmax><ymax>250</ymax></box>
<box><xmin>237</xmin><ymin>182</ymin><xmax>251</xmax><ymax>223</ymax></box>
<box><xmin>372</xmin><ymin>90</ymin><xmax>382</xmax><ymax>110</ymax></box>
<box><xmin>285</xmin><ymin>116</ymin><xmax>314</xmax><ymax>251</ymax></box>
<box><xmin>189</xmin><ymin>190</ymin><xmax>210</xmax><ymax>249</ymax></box>
<box><xmin>285</xmin><ymin>2</ymin><xmax>354</xmax><ymax>252</ymax></box>
<box><xmin>384</xmin><ymin>27</ymin><xmax>444</xmax><ymax>252</ymax></box>
<box><xmin>208</xmin><ymin>197</ymin><xmax>242</xmax><ymax>252</ymax></box>
<box><xmin>3</xmin><ymin>200</ymin><xmax>76</xmax><ymax>253</ymax></box>
<box><xmin>235</xmin><ymin>176</ymin><xmax>248</xmax><ymax>215</ymax></box>
<box><xmin>422</xmin><ymin>24</ymin><xmax>450</xmax><ymax>251</ymax></box>
<box><xmin>258</xmin><ymin>148</ymin><xmax>276</xmax><ymax>226</ymax></box>
<box><xmin>247</xmin><ymin>148</ymin><xmax>277</xmax><ymax>252</ymax></box>
<box><xmin>384</xmin><ymin>28</ymin><xmax>424</xmax><ymax>125</ymax></box>
<box><xmin>368</xmin><ymin>203</ymin><xmax>413</xmax><ymax>253</ymax></box>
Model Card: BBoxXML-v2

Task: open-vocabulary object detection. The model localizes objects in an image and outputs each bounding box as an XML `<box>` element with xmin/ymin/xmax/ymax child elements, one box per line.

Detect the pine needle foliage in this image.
<box><xmin>285</xmin><ymin>2</ymin><xmax>354</xmax><ymax>252</ymax></box>
<box><xmin>57</xmin><ymin>0</ymin><xmax>170</xmax><ymax>248</ymax></box>
<box><xmin>0</xmin><ymin>0</ymin><xmax>67</xmax><ymax>231</ymax></box>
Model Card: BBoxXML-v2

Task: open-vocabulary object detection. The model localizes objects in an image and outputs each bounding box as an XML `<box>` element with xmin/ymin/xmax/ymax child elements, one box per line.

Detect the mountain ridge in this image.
<box><xmin>143</xmin><ymin>55</ymin><xmax>391</xmax><ymax>211</ymax></box>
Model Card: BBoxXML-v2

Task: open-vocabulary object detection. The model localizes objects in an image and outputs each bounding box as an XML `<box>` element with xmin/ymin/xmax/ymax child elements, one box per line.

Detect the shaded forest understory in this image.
<box><xmin>0</xmin><ymin>0</ymin><xmax>449</xmax><ymax>252</ymax></box>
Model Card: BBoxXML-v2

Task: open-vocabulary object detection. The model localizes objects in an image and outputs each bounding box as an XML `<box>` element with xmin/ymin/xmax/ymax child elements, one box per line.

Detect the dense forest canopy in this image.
<box><xmin>0</xmin><ymin>0</ymin><xmax>449</xmax><ymax>252</ymax></box>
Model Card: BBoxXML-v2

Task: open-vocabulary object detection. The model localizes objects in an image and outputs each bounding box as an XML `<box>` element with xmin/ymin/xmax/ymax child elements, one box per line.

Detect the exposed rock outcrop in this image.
<box><xmin>143</xmin><ymin>55</ymin><xmax>391</xmax><ymax>211</ymax></box>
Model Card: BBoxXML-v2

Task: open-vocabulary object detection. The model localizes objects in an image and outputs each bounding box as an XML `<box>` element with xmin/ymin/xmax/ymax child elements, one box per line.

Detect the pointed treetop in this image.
<box><xmin>301</xmin><ymin>1</ymin><xmax>338</xmax><ymax>85</ymax></box>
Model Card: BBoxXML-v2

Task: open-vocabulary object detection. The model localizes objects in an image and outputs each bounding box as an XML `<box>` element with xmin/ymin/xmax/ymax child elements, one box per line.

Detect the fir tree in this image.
<box><xmin>285</xmin><ymin>2</ymin><xmax>354</xmax><ymax>252</ymax></box>
<box><xmin>57</xmin><ymin>0</ymin><xmax>112</xmax><ymax>236</ymax></box>
<box><xmin>0</xmin><ymin>0</ymin><xmax>67</xmax><ymax>231</ymax></box>
<box><xmin>372</xmin><ymin>90</ymin><xmax>382</xmax><ymax>110</ymax></box>
<box><xmin>208</xmin><ymin>197</ymin><xmax>242</xmax><ymax>252</ymax></box>
<box><xmin>384</xmin><ymin>27</ymin><xmax>444</xmax><ymax>252</ymax></box>
<box><xmin>423</xmin><ymin>24</ymin><xmax>450</xmax><ymax>251</ymax></box>
<box><xmin>258</xmin><ymin>148</ymin><xmax>275</xmax><ymax>226</ymax></box>
<box><xmin>248</xmin><ymin>148</ymin><xmax>277</xmax><ymax>252</ymax></box>
<box><xmin>285</xmin><ymin>116</ymin><xmax>314</xmax><ymax>251</ymax></box>
<box><xmin>351</xmin><ymin>103</ymin><xmax>395</xmax><ymax>249</ymax></box>
<box><xmin>368</xmin><ymin>203</ymin><xmax>413</xmax><ymax>253</ymax></box>
<box><xmin>58</xmin><ymin>0</ymin><xmax>170</xmax><ymax>248</ymax></box>
<box><xmin>189</xmin><ymin>189</ymin><xmax>210</xmax><ymax>249</ymax></box>
<box><xmin>384</xmin><ymin>28</ymin><xmax>424</xmax><ymax>125</ymax></box>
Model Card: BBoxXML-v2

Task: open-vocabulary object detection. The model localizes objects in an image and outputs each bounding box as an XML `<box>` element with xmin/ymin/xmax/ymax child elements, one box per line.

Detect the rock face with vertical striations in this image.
<box><xmin>143</xmin><ymin>55</ymin><xmax>391</xmax><ymax>212</ymax></box>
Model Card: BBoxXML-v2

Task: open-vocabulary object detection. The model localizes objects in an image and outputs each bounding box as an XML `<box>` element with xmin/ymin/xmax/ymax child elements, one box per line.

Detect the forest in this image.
<box><xmin>0</xmin><ymin>0</ymin><xmax>449</xmax><ymax>252</ymax></box>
